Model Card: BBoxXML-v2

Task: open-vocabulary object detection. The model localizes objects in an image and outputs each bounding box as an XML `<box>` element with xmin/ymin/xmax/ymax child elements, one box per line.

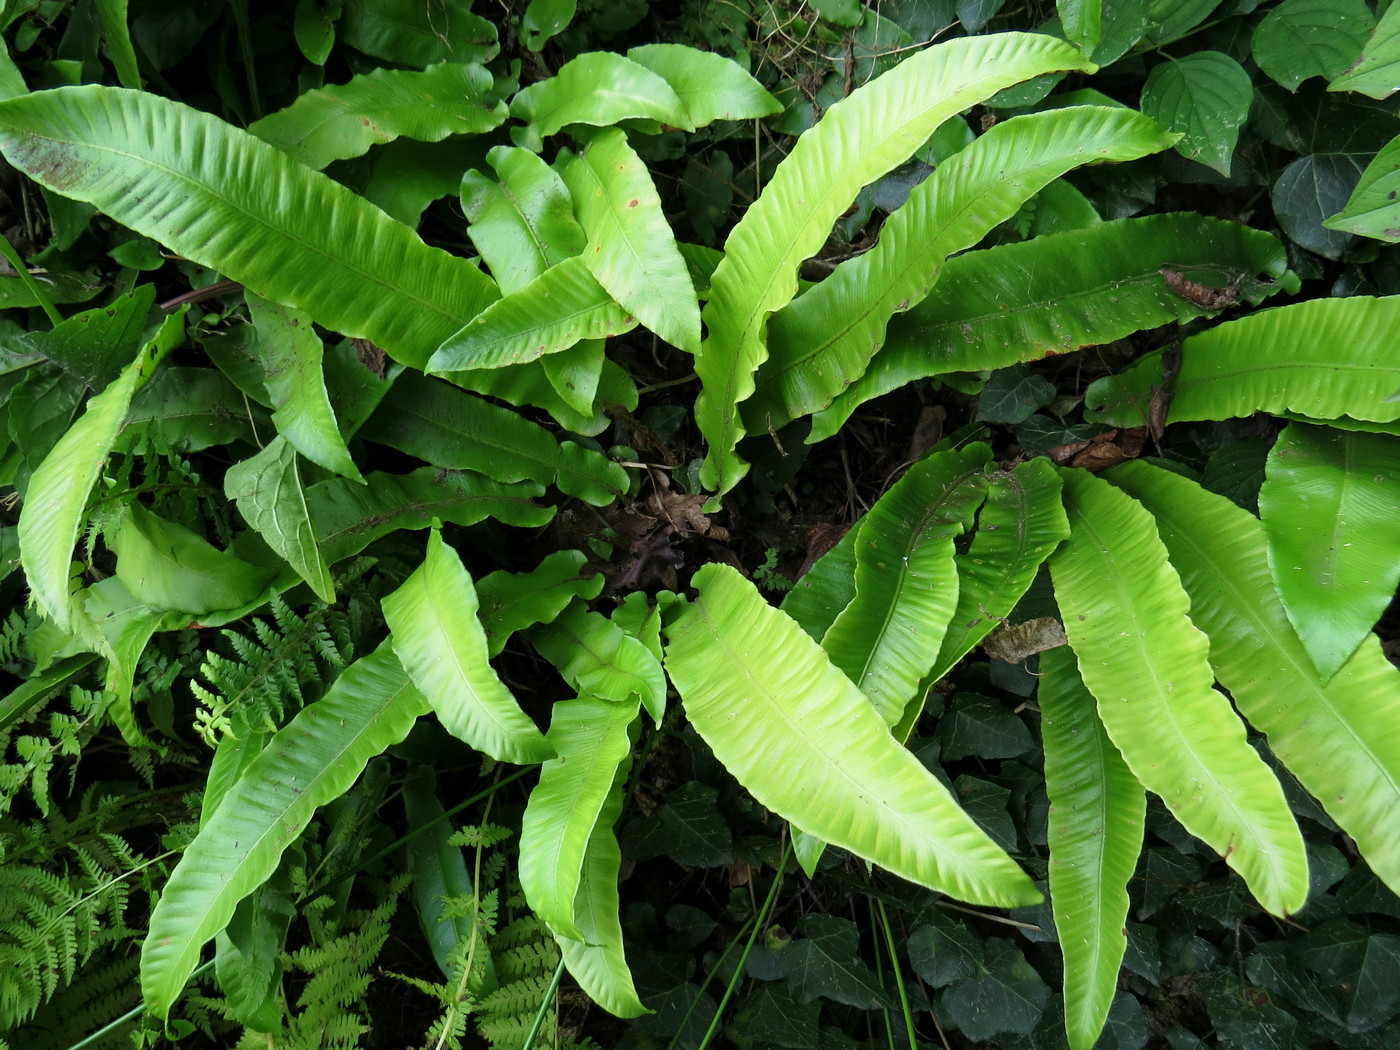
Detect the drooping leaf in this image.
<box><xmin>1253</xmin><ymin>0</ymin><xmax>1373</xmax><ymax>91</ymax></box>
<box><xmin>663</xmin><ymin>563</ymin><xmax>1040</xmax><ymax>908</ymax></box>
<box><xmin>747</xmin><ymin>106</ymin><xmax>1173</xmax><ymax>432</ymax></box>
<box><xmin>94</xmin><ymin>0</ymin><xmax>141</xmax><ymax>88</ymax></box>
<box><xmin>225</xmin><ymin>437</ymin><xmax>335</xmax><ymax>604</ymax></box>
<box><xmin>1330</xmin><ymin>4</ymin><xmax>1400</xmax><ymax>98</ymax></box>
<box><xmin>1140</xmin><ymin>52</ymin><xmax>1252</xmax><ymax>175</ymax></box>
<box><xmin>520</xmin><ymin>696</ymin><xmax>638</xmax><ymax>939</ymax></box>
<box><xmin>1084</xmin><ymin>295</ymin><xmax>1400</xmax><ymax>429</ymax></box>
<box><xmin>1040</xmin><ymin>646</ymin><xmax>1145</xmax><ymax>1050</ymax></box>
<box><xmin>110</xmin><ymin>503</ymin><xmax>278</xmax><ymax>618</ymax></box>
<box><xmin>246</xmin><ymin>292</ymin><xmax>361</xmax><ymax>482</ymax></box>
<box><xmin>363</xmin><ymin>372</ymin><xmax>627</xmax><ymax>505</ymax></box>
<box><xmin>814</xmin><ymin>213</ymin><xmax>1289</xmax><ymax>442</ymax></box>
<box><xmin>82</xmin><ymin>575</ymin><xmax>179</xmax><ymax>746</ymax></box>
<box><xmin>510</xmin><ymin>51</ymin><xmax>690</xmax><ymax>150</ymax></box>
<box><xmin>477</xmin><ymin>551</ymin><xmax>604</xmax><ymax>657</ymax></box>
<box><xmin>249</xmin><ymin>62</ymin><xmax>505</xmax><ymax>169</ymax></box>
<box><xmin>1324</xmin><ymin>133</ymin><xmax>1400</xmax><ymax>242</ymax></box>
<box><xmin>214</xmin><ymin>866</ymin><xmax>295</xmax><ymax>1033</ymax></box>
<box><xmin>141</xmin><ymin>642</ymin><xmax>430</xmax><ymax>1021</ymax></box>
<box><xmin>428</xmin><ymin>256</ymin><xmax>635</xmax><ymax>372</ymax></box>
<box><xmin>0</xmin><ymin>86</ymin><xmax>499</xmax><ymax>369</ymax></box>
<box><xmin>625</xmin><ymin>43</ymin><xmax>781</xmax><ymax>126</ymax></box>
<box><xmin>1049</xmin><ymin>468</ymin><xmax>1308</xmax><ymax>917</ymax></box>
<box><xmin>1108</xmin><ymin>460</ymin><xmax>1400</xmax><ymax>898</ymax></box>
<box><xmin>532</xmin><ymin>602</ymin><xmax>666</xmax><ymax>722</ymax></box>
<box><xmin>383</xmin><ymin>529</ymin><xmax>551</xmax><ymax>764</ymax></box>
<box><xmin>695</xmin><ymin>32</ymin><xmax>1095</xmax><ymax>492</ymax></box>
<box><xmin>16</xmin><ymin>321</ymin><xmax>176</xmax><ymax>633</ymax></box>
<box><xmin>1259</xmin><ymin>423</ymin><xmax>1400</xmax><ymax>678</ymax></box>
<box><xmin>820</xmin><ymin>444</ymin><xmax>991</xmax><ymax>725</ymax></box>
<box><xmin>309</xmin><ymin>468</ymin><xmax>552</xmax><ymax>565</ymax></box>
<box><xmin>560</xmin><ymin>128</ymin><xmax>700</xmax><ymax>353</ymax></box>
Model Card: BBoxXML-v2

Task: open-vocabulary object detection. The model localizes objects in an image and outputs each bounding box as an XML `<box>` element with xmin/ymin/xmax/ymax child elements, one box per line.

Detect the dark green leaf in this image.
<box><xmin>780</xmin><ymin>915</ymin><xmax>892</xmax><ymax>1009</ymax></box>
<box><xmin>954</xmin><ymin>775</ymin><xmax>1019</xmax><ymax>854</ymax></box>
<box><xmin>1253</xmin><ymin>0</ymin><xmax>1373</xmax><ymax>91</ymax></box>
<box><xmin>1272</xmin><ymin>153</ymin><xmax>1365</xmax><ymax>259</ymax></box>
<box><xmin>620</xmin><ymin>782</ymin><xmax>733</xmax><ymax>868</ymax></box>
<box><xmin>1330</xmin><ymin>4</ymin><xmax>1400</xmax><ymax>98</ymax></box>
<box><xmin>939</xmin><ymin>694</ymin><xmax>1035</xmax><ymax>760</ymax></box>
<box><xmin>17</xmin><ymin>285</ymin><xmax>153</xmax><ymax>388</ymax></box>
<box><xmin>978</xmin><ymin>364</ymin><xmax>1057</xmax><ymax>424</ymax></box>
<box><xmin>1140</xmin><ymin>52</ymin><xmax>1252</xmax><ymax>175</ymax></box>
<box><xmin>909</xmin><ymin>914</ymin><xmax>985</xmax><ymax>987</ymax></box>
<box><xmin>733</xmin><ymin>985</ymin><xmax>819</xmax><ymax>1049</ymax></box>
<box><xmin>942</xmin><ymin>938</ymin><xmax>1052</xmax><ymax>1041</ymax></box>
<box><xmin>337</xmin><ymin>0</ymin><xmax>496</xmax><ymax>65</ymax></box>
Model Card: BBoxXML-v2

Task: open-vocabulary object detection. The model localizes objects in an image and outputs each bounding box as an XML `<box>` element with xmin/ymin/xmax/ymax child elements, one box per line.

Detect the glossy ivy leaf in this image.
<box><xmin>941</xmin><ymin>938</ymin><xmax>1052</xmax><ymax>1041</ymax></box>
<box><xmin>463</xmin><ymin>145</ymin><xmax>587</xmax><ymax>295</ymax></box>
<box><xmin>821</xmin><ymin>444</ymin><xmax>991</xmax><ymax>725</ymax></box>
<box><xmin>1140</xmin><ymin>52</ymin><xmax>1252</xmax><ymax>175</ymax></box>
<box><xmin>383</xmin><ymin>529</ymin><xmax>552</xmax><ymax>765</ymax></box>
<box><xmin>1260</xmin><ymin>423</ymin><xmax>1400</xmax><ymax>679</ymax></box>
<box><xmin>428</xmin><ymin>256</ymin><xmax>636</xmax><ymax>372</ymax></box>
<box><xmin>1050</xmin><ymin>468</ymin><xmax>1308</xmax><ymax>917</ymax></box>
<box><xmin>16</xmin><ymin>318</ymin><xmax>177</xmax><ymax>633</ymax></box>
<box><xmin>1040</xmin><ymin>646</ymin><xmax>1145</xmax><ymax>1050</ymax></box>
<box><xmin>111</xmin><ymin>503</ymin><xmax>278</xmax><ymax>618</ymax></box>
<box><xmin>225</xmin><ymin>437</ymin><xmax>335</xmax><ymax>604</ymax></box>
<box><xmin>1109</xmin><ymin>461</ymin><xmax>1400</xmax><ymax>898</ymax></box>
<box><xmin>0</xmin><ymin>86</ymin><xmax>499</xmax><ymax>370</ymax></box>
<box><xmin>363</xmin><ymin>373</ymin><xmax>627</xmax><ymax>506</ymax></box>
<box><xmin>560</xmin><ymin>129</ymin><xmax>700</xmax><ymax>353</ymax></box>
<box><xmin>620</xmin><ymin>782</ymin><xmax>733</xmax><ymax>867</ymax></box>
<box><xmin>1272</xmin><ymin>152</ymin><xmax>1365</xmax><ymax>258</ymax></box>
<box><xmin>814</xmin><ymin>213</ymin><xmax>1289</xmax><ymax>443</ymax></box>
<box><xmin>246</xmin><ymin>292</ymin><xmax>361</xmax><ymax>482</ymax></box>
<box><xmin>1330</xmin><ymin>4</ymin><xmax>1400</xmax><ymax>98</ymax></box>
<box><xmin>403</xmin><ymin>765</ymin><xmax>493</xmax><ymax>986</ymax></box>
<box><xmin>625</xmin><ymin>44</ymin><xmax>781</xmax><ymax>126</ymax></box>
<box><xmin>748</xmin><ymin>106</ymin><xmax>1173</xmax><ymax>432</ymax></box>
<box><xmin>249</xmin><ymin>62</ymin><xmax>506</xmax><ymax>170</ymax></box>
<box><xmin>141</xmin><ymin>642</ymin><xmax>430</xmax><ymax>1022</ymax></box>
<box><xmin>938</xmin><ymin>694</ymin><xmax>1035</xmax><ymax>761</ymax></box>
<box><xmin>1058</xmin><ymin>0</ymin><xmax>1103</xmax><ymax>56</ymax></box>
<box><xmin>695</xmin><ymin>32</ymin><xmax>1094</xmax><ymax>492</ymax></box>
<box><xmin>477</xmin><ymin>550</ymin><xmax>604</xmax><ymax>658</ymax></box>
<box><xmin>781</xmin><ymin>914</ymin><xmax>891</xmax><ymax>1009</ymax></box>
<box><xmin>1085</xmin><ymin>296</ymin><xmax>1400</xmax><ymax>429</ymax></box>
<box><xmin>1324</xmin><ymin>134</ymin><xmax>1400</xmax><ymax>242</ymax></box>
<box><xmin>977</xmin><ymin>364</ymin><xmax>1057</xmax><ymax>424</ymax></box>
<box><xmin>520</xmin><ymin>695</ymin><xmax>638</xmax><ymax>939</ymax></box>
<box><xmin>664</xmin><ymin>563</ymin><xmax>1040</xmax><ymax>908</ymax></box>
<box><xmin>510</xmin><ymin>51</ymin><xmax>690</xmax><ymax>150</ymax></box>
<box><xmin>532</xmin><ymin>602</ymin><xmax>665</xmax><ymax>722</ymax></box>
<box><xmin>1253</xmin><ymin>0</ymin><xmax>1373</xmax><ymax>91</ymax></box>
<box><xmin>309</xmin><ymin>468</ymin><xmax>552</xmax><ymax>566</ymax></box>
<box><xmin>338</xmin><ymin>0</ymin><xmax>496</xmax><ymax>66</ymax></box>
<box><xmin>555</xmin><ymin>757</ymin><xmax>649</xmax><ymax>1018</ymax></box>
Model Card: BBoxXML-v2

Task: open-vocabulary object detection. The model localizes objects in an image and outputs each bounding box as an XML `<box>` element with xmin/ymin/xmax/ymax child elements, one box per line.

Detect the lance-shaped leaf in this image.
<box><xmin>560</xmin><ymin>129</ymin><xmax>700</xmax><ymax>353</ymax></box>
<box><xmin>555</xmin><ymin>757</ymin><xmax>649</xmax><ymax>1018</ymax></box>
<box><xmin>814</xmin><ymin>213</ymin><xmax>1290</xmax><ymax>442</ymax></box>
<box><xmin>339</xmin><ymin>0</ymin><xmax>497</xmax><ymax>65</ymax></box>
<box><xmin>533</xmin><ymin>602</ymin><xmax>665</xmax><ymax>723</ymax></box>
<box><xmin>1324</xmin><ymin>133</ymin><xmax>1400</xmax><ymax>242</ymax></box>
<box><xmin>383</xmin><ymin>529</ymin><xmax>551</xmax><ymax>764</ymax></box>
<box><xmin>1059</xmin><ymin>0</ymin><xmax>1103</xmax><ymax>56</ymax></box>
<box><xmin>1085</xmin><ymin>295</ymin><xmax>1400</xmax><ymax>428</ymax></box>
<box><xmin>363</xmin><ymin>372</ymin><xmax>627</xmax><ymax>505</ymax></box>
<box><xmin>1108</xmin><ymin>460</ymin><xmax>1400</xmax><ymax>897</ymax></box>
<box><xmin>309</xmin><ymin>468</ymin><xmax>552</xmax><ymax>565</ymax></box>
<box><xmin>246</xmin><ymin>292</ymin><xmax>361</xmax><ymax>481</ymax></box>
<box><xmin>520</xmin><ymin>696</ymin><xmax>638</xmax><ymax>939</ymax></box>
<box><xmin>1329</xmin><ymin>4</ymin><xmax>1400</xmax><ymax>98</ymax></box>
<box><xmin>1049</xmin><ymin>468</ymin><xmax>1308</xmax><ymax>917</ymax></box>
<box><xmin>925</xmin><ymin>458</ymin><xmax>1070</xmax><ymax>688</ymax></box>
<box><xmin>429</xmin><ymin>256</ymin><xmax>636</xmax><ymax>372</ymax></box>
<box><xmin>625</xmin><ymin>43</ymin><xmax>781</xmax><ymax>126</ymax></box>
<box><xmin>141</xmin><ymin>642</ymin><xmax>430</xmax><ymax>1021</ymax></box>
<box><xmin>748</xmin><ymin>106</ymin><xmax>1174</xmax><ymax>432</ymax></box>
<box><xmin>249</xmin><ymin>61</ymin><xmax>506</xmax><ymax>169</ymax></box>
<box><xmin>694</xmin><ymin>32</ymin><xmax>1094</xmax><ymax>492</ymax></box>
<box><xmin>664</xmin><ymin>563</ymin><xmax>1040</xmax><ymax>908</ymax></box>
<box><xmin>225</xmin><ymin>437</ymin><xmax>335</xmax><ymax>604</ymax></box>
<box><xmin>1260</xmin><ymin>423</ymin><xmax>1400</xmax><ymax>678</ymax></box>
<box><xmin>510</xmin><ymin>51</ymin><xmax>691</xmax><ymax>149</ymax></box>
<box><xmin>0</xmin><ymin>86</ymin><xmax>498</xmax><ymax>369</ymax></box>
<box><xmin>821</xmin><ymin>445</ymin><xmax>991</xmax><ymax>725</ymax></box>
<box><xmin>477</xmin><ymin>551</ymin><xmax>604</xmax><ymax>658</ymax></box>
<box><xmin>1040</xmin><ymin>646</ymin><xmax>1145</xmax><ymax>1050</ymax></box>
<box><xmin>17</xmin><ymin>323</ymin><xmax>176</xmax><ymax>633</ymax></box>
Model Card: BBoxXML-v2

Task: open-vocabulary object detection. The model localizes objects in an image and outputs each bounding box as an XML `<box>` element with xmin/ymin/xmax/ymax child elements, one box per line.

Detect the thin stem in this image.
<box><xmin>875</xmin><ymin>898</ymin><xmax>918</xmax><ymax>1049</ymax></box>
<box><xmin>0</xmin><ymin>229</ymin><xmax>61</xmax><ymax>326</ymax></box>
<box><xmin>520</xmin><ymin>956</ymin><xmax>568</xmax><ymax>1050</ymax></box>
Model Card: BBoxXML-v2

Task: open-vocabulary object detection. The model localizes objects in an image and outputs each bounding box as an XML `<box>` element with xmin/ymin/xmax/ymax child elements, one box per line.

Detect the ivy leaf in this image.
<box><xmin>225</xmin><ymin>437</ymin><xmax>336</xmax><ymax>603</ymax></box>
<box><xmin>909</xmin><ymin>914</ymin><xmax>985</xmax><ymax>987</ymax></box>
<box><xmin>1330</xmin><ymin>4</ymin><xmax>1400</xmax><ymax>98</ymax></box>
<box><xmin>1140</xmin><ymin>52</ymin><xmax>1252</xmax><ymax>175</ymax></box>
<box><xmin>733</xmin><ymin>985</ymin><xmax>820</xmax><ymax>1049</ymax></box>
<box><xmin>1324</xmin><ymin>133</ymin><xmax>1400</xmax><ymax>242</ymax></box>
<box><xmin>941</xmin><ymin>938</ymin><xmax>1052</xmax><ymax>1041</ymax></box>
<box><xmin>939</xmin><ymin>694</ymin><xmax>1035</xmax><ymax>760</ymax></box>
<box><xmin>1253</xmin><ymin>0</ymin><xmax>1374</xmax><ymax>91</ymax></box>
<box><xmin>977</xmin><ymin>363</ymin><xmax>1057</xmax><ymax>424</ymax></box>
<box><xmin>1272</xmin><ymin>153</ymin><xmax>1365</xmax><ymax>259</ymax></box>
<box><xmin>620</xmin><ymin>782</ymin><xmax>733</xmax><ymax>868</ymax></box>
<box><xmin>780</xmin><ymin>914</ymin><xmax>892</xmax><ymax>1009</ymax></box>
